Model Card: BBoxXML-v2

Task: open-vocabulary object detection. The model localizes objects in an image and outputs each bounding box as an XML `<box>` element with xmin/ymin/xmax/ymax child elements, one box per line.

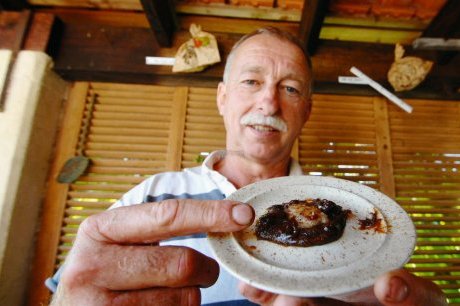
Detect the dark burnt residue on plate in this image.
<box><xmin>358</xmin><ymin>209</ymin><xmax>388</xmax><ymax>233</ymax></box>
<box><xmin>254</xmin><ymin>199</ymin><xmax>351</xmax><ymax>247</ymax></box>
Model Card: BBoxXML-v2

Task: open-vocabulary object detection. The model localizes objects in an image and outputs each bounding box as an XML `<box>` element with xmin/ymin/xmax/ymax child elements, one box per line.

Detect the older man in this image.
<box><xmin>51</xmin><ymin>27</ymin><xmax>447</xmax><ymax>305</ymax></box>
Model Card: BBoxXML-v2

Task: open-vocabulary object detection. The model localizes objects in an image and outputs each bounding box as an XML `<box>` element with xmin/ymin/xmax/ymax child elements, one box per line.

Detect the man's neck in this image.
<box><xmin>214</xmin><ymin>152</ymin><xmax>290</xmax><ymax>189</ymax></box>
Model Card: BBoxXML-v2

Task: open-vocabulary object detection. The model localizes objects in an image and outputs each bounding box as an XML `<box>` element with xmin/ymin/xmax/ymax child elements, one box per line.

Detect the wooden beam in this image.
<box><xmin>0</xmin><ymin>0</ymin><xmax>27</xmax><ymax>10</ymax></box>
<box><xmin>421</xmin><ymin>0</ymin><xmax>460</xmax><ymax>39</ymax></box>
<box><xmin>37</xmin><ymin>8</ymin><xmax>150</xmax><ymax>27</ymax></box>
<box><xmin>0</xmin><ymin>10</ymin><xmax>31</xmax><ymax>50</ymax></box>
<box><xmin>139</xmin><ymin>0</ymin><xmax>177</xmax><ymax>47</ymax></box>
<box><xmin>298</xmin><ymin>0</ymin><xmax>329</xmax><ymax>55</ymax></box>
<box><xmin>413</xmin><ymin>0</ymin><xmax>460</xmax><ymax>56</ymax></box>
<box><xmin>27</xmin><ymin>0</ymin><xmax>142</xmax><ymax>10</ymax></box>
<box><xmin>48</xmin><ymin>12</ymin><xmax>459</xmax><ymax>99</ymax></box>
<box><xmin>0</xmin><ymin>11</ymin><xmax>58</xmax><ymax>53</ymax></box>
<box><xmin>40</xmin><ymin>8</ymin><xmax>299</xmax><ymax>35</ymax></box>
<box><xmin>413</xmin><ymin>38</ymin><xmax>460</xmax><ymax>51</ymax></box>
<box><xmin>412</xmin><ymin>0</ymin><xmax>460</xmax><ymax>69</ymax></box>
<box><xmin>23</xmin><ymin>12</ymin><xmax>61</xmax><ymax>55</ymax></box>
<box><xmin>176</xmin><ymin>2</ymin><xmax>301</xmax><ymax>21</ymax></box>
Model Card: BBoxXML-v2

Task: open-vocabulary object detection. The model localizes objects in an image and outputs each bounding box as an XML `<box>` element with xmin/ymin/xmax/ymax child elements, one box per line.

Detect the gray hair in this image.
<box><xmin>222</xmin><ymin>26</ymin><xmax>313</xmax><ymax>95</ymax></box>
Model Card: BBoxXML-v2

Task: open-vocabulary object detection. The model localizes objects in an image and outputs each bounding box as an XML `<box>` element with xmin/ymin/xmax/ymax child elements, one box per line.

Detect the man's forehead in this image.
<box><xmin>239</xmin><ymin>64</ymin><xmax>307</xmax><ymax>80</ymax></box>
<box><xmin>233</xmin><ymin>52</ymin><xmax>309</xmax><ymax>82</ymax></box>
<box><xmin>235</xmin><ymin>35</ymin><xmax>306</xmax><ymax>64</ymax></box>
<box><xmin>237</xmin><ymin>34</ymin><xmax>293</xmax><ymax>52</ymax></box>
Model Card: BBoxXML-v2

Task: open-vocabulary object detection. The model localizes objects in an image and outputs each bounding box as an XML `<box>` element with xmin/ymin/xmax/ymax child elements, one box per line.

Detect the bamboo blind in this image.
<box><xmin>29</xmin><ymin>83</ymin><xmax>459</xmax><ymax>305</ymax></box>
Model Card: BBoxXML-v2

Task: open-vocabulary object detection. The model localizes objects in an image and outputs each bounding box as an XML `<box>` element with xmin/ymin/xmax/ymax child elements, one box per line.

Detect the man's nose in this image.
<box><xmin>257</xmin><ymin>85</ymin><xmax>280</xmax><ymax>116</ymax></box>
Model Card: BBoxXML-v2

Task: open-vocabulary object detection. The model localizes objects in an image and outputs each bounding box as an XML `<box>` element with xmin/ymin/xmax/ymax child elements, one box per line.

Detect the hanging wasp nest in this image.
<box><xmin>387</xmin><ymin>43</ymin><xmax>433</xmax><ymax>92</ymax></box>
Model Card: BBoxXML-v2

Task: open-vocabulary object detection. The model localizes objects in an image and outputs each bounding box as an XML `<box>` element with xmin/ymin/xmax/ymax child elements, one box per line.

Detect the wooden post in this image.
<box><xmin>139</xmin><ymin>0</ymin><xmax>177</xmax><ymax>47</ymax></box>
<box><xmin>298</xmin><ymin>0</ymin><xmax>330</xmax><ymax>55</ymax></box>
<box><xmin>167</xmin><ymin>87</ymin><xmax>188</xmax><ymax>171</ymax></box>
<box><xmin>373</xmin><ymin>97</ymin><xmax>396</xmax><ymax>198</ymax></box>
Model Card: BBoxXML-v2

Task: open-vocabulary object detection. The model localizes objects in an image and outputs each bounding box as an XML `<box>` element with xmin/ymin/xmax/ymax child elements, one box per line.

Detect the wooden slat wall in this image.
<box><xmin>182</xmin><ymin>87</ymin><xmax>225</xmax><ymax>169</ymax></box>
<box><xmin>29</xmin><ymin>83</ymin><xmax>460</xmax><ymax>305</ymax></box>
<box><xmin>57</xmin><ymin>82</ymin><xmax>184</xmax><ymax>265</ymax></box>
<box><xmin>299</xmin><ymin>95</ymin><xmax>460</xmax><ymax>305</ymax></box>
<box><xmin>299</xmin><ymin>94</ymin><xmax>382</xmax><ymax>188</ymax></box>
<box><xmin>389</xmin><ymin>99</ymin><xmax>460</xmax><ymax>303</ymax></box>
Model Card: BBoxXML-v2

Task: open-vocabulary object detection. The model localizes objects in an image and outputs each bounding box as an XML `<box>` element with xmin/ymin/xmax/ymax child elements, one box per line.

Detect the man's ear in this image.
<box><xmin>216</xmin><ymin>82</ymin><xmax>226</xmax><ymax>116</ymax></box>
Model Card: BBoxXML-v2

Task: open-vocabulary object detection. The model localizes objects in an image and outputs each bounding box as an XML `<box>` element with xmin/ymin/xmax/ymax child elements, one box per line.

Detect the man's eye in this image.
<box><xmin>284</xmin><ymin>86</ymin><xmax>300</xmax><ymax>95</ymax></box>
<box><xmin>242</xmin><ymin>80</ymin><xmax>258</xmax><ymax>86</ymax></box>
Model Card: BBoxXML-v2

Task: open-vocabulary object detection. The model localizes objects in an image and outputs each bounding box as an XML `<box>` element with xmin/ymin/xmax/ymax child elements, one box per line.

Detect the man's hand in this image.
<box><xmin>239</xmin><ymin>269</ymin><xmax>448</xmax><ymax>306</ymax></box>
<box><xmin>373</xmin><ymin>269</ymin><xmax>447</xmax><ymax>306</ymax></box>
<box><xmin>52</xmin><ymin>199</ymin><xmax>254</xmax><ymax>306</ymax></box>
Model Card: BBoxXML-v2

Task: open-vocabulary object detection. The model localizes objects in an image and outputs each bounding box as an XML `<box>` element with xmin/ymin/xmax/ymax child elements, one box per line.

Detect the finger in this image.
<box><xmin>374</xmin><ymin>269</ymin><xmax>448</xmax><ymax>306</ymax></box>
<box><xmin>55</xmin><ymin>284</ymin><xmax>200</xmax><ymax>306</ymax></box>
<box><xmin>239</xmin><ymin>282</ymin><xmax>354</xmax><ymax>306</ymax></box>
<box><xmin>79</xmin><ymin>199</ymin><xmax>254</xmax><ymax>244</ymax></box>
<box><xmin>328</xmin><ymin>285</ymin><xmax>377</xmax><ymax>304</ymax></box>
<box><xmin>64</xmin><ymin>245</ymin><xmax>219</xmax><ymax>291</ymax></box>
<box><xmin>238</xmin><ymin>282</ymin><xmax>277</xmax><ymax>305</ymax></box>
<box><xmin>109</xmin><ymin>287</ymin><xmax>201</xmax><ymax>306</ymax></box>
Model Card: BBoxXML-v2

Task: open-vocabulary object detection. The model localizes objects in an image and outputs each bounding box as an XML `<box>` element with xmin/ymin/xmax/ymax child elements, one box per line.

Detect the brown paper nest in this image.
<box><xmin>387</xmin><ymin>44</ymin><xmax>433</xmax><ymax>92</ymax></box>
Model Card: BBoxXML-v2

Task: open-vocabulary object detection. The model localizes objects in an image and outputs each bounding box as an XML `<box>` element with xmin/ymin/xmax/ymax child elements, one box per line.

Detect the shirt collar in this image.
<box><xmin>201</xmin><ymin>150</ymin><xmax>235</xmax><ymax>197</ymax></box>
<box><xmin>201</xmin><ymin>150</ymin><xmax>304</xmax><ymax>196</ymax></box>
<box><xmin>288</xmin><ymin>158</ymin><xmax>303</xmax><ymax>176</ymax></box>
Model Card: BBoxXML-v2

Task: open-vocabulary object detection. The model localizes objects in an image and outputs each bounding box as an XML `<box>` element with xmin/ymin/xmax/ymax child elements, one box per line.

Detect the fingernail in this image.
<box><xmin>386</xmin><ymin>276</ymin><xmax>409</xmax><ymax>303</ymax></box>
<box><xmin>232</xmin><ymin>204</ymin><xmax>254</xmax><ymax>225</ymax></box>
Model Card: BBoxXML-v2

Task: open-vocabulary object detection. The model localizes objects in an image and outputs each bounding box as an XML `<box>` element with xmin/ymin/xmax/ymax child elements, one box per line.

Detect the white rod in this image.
<box><xmin>350</xmin><ymin>66</ymin><xmax>413</xmax><ymax>113</ymax></box>
<box><xmin>145</xmin><ymin>57</ymin><xmax>175</xmax><ymax>66</ymax></box>
<box><xmin>338</xmin><ymin>76</ymin><xmax>368</xmax><ymax>85</ymax></box>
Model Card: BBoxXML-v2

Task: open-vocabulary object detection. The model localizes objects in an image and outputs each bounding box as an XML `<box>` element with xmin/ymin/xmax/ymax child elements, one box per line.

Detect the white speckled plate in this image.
<box><xmin>208</xmin><ymin>175</ymin><xmax>416</xmax><ymax>297</ymax></box>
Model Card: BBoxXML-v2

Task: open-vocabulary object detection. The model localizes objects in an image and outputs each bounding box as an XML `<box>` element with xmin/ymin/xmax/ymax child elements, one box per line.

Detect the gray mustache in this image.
<box><xmin>240</xmin><ymin>113</ymin><xmax>288</xmax><ymax>132</ymax></box>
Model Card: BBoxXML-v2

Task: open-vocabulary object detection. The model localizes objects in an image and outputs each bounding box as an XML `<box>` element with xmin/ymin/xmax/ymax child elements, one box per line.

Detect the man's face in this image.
<box><xmin>217</xmin><ymin>34</ymin><xmax>312</xmax><ymax>164</ymax></box>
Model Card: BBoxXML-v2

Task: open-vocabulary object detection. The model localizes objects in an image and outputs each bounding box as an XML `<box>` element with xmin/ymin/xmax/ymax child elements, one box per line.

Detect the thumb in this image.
<box><xmin>374</xmin><ymin>269</ymin><xmax>447</xmax><ymax>306</ymax></box>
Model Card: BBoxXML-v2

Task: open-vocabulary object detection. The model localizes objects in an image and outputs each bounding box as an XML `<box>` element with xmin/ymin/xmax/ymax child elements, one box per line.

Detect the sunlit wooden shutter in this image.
<box><xmin>181</xmin><ymin>87</ymin><xmax>225</xmax><ymax>169</ymax></box>
<box><xmin>29</xmin><ymin>82</ymin><xmax>193</xmax><ymax>305</ymax></box>
<box><xmin>389</xmin><ymin>99</ymin><xmax>460</xmax><ymax>303</ymax></box>
<box><xmin>59</xmin><ymin>82</ymin><xmax>185</xmax><ymax>265</ymax></box>
<box><xmin>299</xmin><ymin>94</ymin><xmax>460</xmax><ymax>304</ymax></box>
<box><xmin>299</xmin><ymin>94</ymin><xmax>382</xmax><ymax>188</ymax></box>
<box><xmin>62</xmin><ymin>86</ymin><xmax>224</xmax><ymax>265</ymax></box>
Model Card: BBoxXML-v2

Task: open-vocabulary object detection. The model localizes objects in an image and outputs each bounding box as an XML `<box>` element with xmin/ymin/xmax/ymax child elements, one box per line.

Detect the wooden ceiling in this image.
<box><xmin>1</xmin><ymin>0</ymin><xmax>459</xmax><ymax>99</ymax></box>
